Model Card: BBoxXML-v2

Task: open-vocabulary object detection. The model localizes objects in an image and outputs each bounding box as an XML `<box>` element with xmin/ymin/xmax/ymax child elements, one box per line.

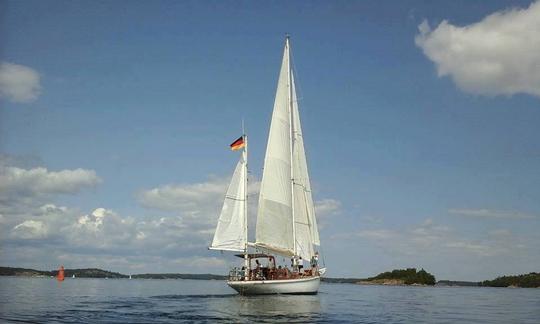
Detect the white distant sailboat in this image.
<box><xmin>210</xmin><ymin>36</ymin><xmax>323</xmax><ymax>295</ymax></box>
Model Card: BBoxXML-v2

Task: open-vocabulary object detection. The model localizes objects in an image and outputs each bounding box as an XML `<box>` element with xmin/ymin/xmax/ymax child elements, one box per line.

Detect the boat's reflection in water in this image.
<box><xmin>227</xmin><ymin>294</ymin><xmax>322</xmax><ymax>320</ymax></box>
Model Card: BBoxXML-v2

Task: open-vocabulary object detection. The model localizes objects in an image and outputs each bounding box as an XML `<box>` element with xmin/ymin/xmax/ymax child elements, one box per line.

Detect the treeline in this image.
<box><xmin>368</xmin><ymin>268</ymin><xmax>436</xmax><ymax>285</ymax></box>
<box><xmin>481</xmin><ymin>272</ymin><xmax>540</xmax><ymax>288</ymax></box>
<box><xmin>0</xmin><ymin>267</ymin><xmax>46</xmax><ymax>276</ymax></box>
<box><xmin>0</xmin><ymin>267</ymin><xmax>226</xmax><ymax>280</ymax></box>
<box><xmin>60</xmin><ymin>268</ymin><xmax>127</xmax><ymax>278</ymax></box>
<box><xmin>0</xmin><ymin>267</ymin><xmax>126</xmax><ymax>278</ymax></box>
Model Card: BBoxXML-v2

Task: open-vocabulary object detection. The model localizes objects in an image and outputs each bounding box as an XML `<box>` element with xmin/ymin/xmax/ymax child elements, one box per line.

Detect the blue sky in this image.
<box><xmin>1</xmin><ymin>0</ymin><xmax>539</xmax><ymax>281</ymax></box>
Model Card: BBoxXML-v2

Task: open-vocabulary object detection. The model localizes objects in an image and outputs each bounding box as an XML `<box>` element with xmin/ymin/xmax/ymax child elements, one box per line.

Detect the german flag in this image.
<box><xmin>230</xmin><ymin>136</ymin><xmax>245</xmax><ymax>151</ymax></box>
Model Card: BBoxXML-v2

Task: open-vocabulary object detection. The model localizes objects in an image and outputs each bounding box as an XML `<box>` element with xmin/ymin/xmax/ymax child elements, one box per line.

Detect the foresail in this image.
<box><xmin>210</xmin><ymin>154</ymin><xmax>246</xmax><ymax>252</ymax></box>
<box><xmin>291</xmin><ymin>71</ymin><xmax>320</xmax><ymax>261</ymax></box>
<box><xmin>255</xmin><ymin>39</ymin><xmax>294</xmax><ymax>256</ymax></box>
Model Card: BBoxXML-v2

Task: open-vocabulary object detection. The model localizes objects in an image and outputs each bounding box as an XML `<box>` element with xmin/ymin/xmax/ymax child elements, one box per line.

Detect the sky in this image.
<box><xmin>1</xmin><ymin>0</ymin><xmax>539</xmax><ymax>281</ymax></box>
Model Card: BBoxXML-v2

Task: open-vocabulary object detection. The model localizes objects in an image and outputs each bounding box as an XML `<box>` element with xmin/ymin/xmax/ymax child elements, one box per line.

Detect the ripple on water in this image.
<box><xmin>1</xmin><ymin>278</ymin><xmax>539</xmax><ymax>323</ymax></box>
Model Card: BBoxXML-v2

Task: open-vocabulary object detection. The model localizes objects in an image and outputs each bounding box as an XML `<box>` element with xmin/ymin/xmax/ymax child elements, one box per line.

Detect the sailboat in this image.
<box><xmin>210</xmin><ymin>36</ymin><xmax>323</xmax><ymax>295</ymax></box>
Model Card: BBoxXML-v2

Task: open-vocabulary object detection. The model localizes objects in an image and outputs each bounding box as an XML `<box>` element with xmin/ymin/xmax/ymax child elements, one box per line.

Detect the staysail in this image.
<box><xmin>210</xmin><ymin>152</ymin><xmax>247</xmax><ymax>252</ymax></box>
<box><xmin>255</xmin><ymin>38</ymin><xmax>295</xmax><ymax>256</ymax></box>
<box><xmin>256</xmin><ymin>37</ymin><xmax>319</xmax><ymax>260</ymax></box>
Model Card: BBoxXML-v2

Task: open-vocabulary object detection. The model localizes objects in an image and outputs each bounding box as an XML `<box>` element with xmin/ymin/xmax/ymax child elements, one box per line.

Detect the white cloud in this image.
<box><xmin>0</xmin><ymin>166</ymin><xmax>101</xmax><ymax>197</ymax></box>
<box><xmin>315</xmin><ymin>199</ymin><xmax>341</xmax><ymax>218</ymax></box>
<box><xmin>12</xmin><ymin>220</ymin><xmax>47</xmax><ymax>239</ymax></box>
<box><xmin>449</xmin><ymin>208</ymin><xmax>535</xmax><ymax>219</ymax></box>
<box><xmin>9</xmin><ymin>204</ymin><xmax>78</xmax><ymax>241</ymax></box>
<box><xmin>138</xmin><ymin>179</ymin><xmax>227</xmax><ymax>213</ymax></box>
<box><xmin>0</xmin><ymin>62</ymin><xmax>42</xmax><ymax>103</ymax></box>
<box><xmin>4</xmin><ymin>203</ymin><xmax>234</xmax><ymax>273</ymax></box>
<box><xmin>416</xmin><ymin>1</ymin><xmax>540</xmax><ymax>97</ymax></box>
<box><xmin>355</xmin><ymin>229</ymin><xmax>396</xmax><ymax>240</ymax></box>
<box><xmin>444</xmin><ymin>241</ymin><xmax>495</xmax><ymax>257</ymax></box>
<box><xmin>138</xmin><ymin>176</ymin><xmax>260</xmax><ymax>227</ymax></box>
<box><xmin>335</xmin><ymin>218</ymin><xmax>529</xmax><ymax>259</ymax></box>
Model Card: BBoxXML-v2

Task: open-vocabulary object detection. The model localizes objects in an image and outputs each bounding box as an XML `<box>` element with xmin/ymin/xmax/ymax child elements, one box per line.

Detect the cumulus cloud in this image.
<box><xmin>4</xmin><ymin>203</ymin><xmax>233</xmax><ymax>273</ymax></box>
<box><xmin>415</xmin><ymin>1</ymin><xmax>540</xmax><ymax>97</ymax></box>
<box><xmin>0</xmin><ymin>62</ymin><xmax>42</xmax><ymax>103</ymax></box>
<box><xmin>0</xmin><ymin>161</ymin><xmax>103</xmax><ymax>231</ymax></box>
<box><xmin>138</xmin><ymin>178</ymin><xmax>228</xmax><ymax>213</ymax></box>
<box><xmin>0</xmin><ymin>166</ymin><xmax>101</xmax><ymax>197</ymax></box>
<box><xmin>138</xmin><ymin>176</ymin><xmax>260</xmax><ymax>226</ymax></box>
<box><xmin>11</xmin><ymin>220</ymin><xmax>47</xmax><ymax>239</ymax></box>
<box><xmin>449</xmin><ymin>208</ymin><xmax>536</xmax><ymax>219</ymax></box>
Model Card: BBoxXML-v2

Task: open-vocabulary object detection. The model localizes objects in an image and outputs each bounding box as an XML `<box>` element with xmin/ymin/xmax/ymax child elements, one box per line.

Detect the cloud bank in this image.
<box><xmin>0</xmin><ymin>62</ymin><xmax>42</xmax><ymax>103</ymax></box>
<box><xmin>449</xmin><ymin>208</ymin><xmax>536</xmax><ymax>219</ymax></box>
<box><xmin>0</xmin><ymin>156</ymin><xmax>339</xmax><ymax>274</ymax></box>
<box><xmin>415</xmin><ymin>1</ymin><xmax>540</xmax><ymax>98</ymax></box>
<box><xmin>332</xmin><ymin>218</ymin><xmax>539</xmax><ymax>280</ymax></box>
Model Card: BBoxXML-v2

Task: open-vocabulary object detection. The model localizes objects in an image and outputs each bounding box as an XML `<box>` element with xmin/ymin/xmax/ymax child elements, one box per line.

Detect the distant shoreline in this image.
<box><xmin>1</xmin><ymin>266</ymin><xmax>538</xmax><ymax>288</ymax></box>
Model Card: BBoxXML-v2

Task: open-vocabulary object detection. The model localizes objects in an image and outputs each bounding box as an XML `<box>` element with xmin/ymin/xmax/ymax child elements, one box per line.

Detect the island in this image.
<box><xmin>357</xmin><ymin>268</ymin><xmax>436</xmax><ymax>286</ymax></box>
<box><xmin>481</xmin><ymin>272</ymin><xmax>540</xmax><ymax>288</ymax></box>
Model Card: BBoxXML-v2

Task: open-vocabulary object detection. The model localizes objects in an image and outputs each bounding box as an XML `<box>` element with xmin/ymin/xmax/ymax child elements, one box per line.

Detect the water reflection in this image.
<box><xmin>233</xmin><ymin>294</ymin><xmax>321</xmax><ymax>315</ymax></box>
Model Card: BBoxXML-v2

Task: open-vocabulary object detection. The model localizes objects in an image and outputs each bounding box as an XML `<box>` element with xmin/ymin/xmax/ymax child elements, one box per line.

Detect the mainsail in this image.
<box><xmin>256</xmin><ymin>37</ymin><xmax>319</xmax><ymax>260</ymax></box>
<box><xmin>210</xmin><ymin>152</ymin><xmax>247</xmax><ymax>252</ymax></box>
<box><xmin>255</xmin><ymin>38</ymin><xmax>295</xmax><ymax>256</ymax></box>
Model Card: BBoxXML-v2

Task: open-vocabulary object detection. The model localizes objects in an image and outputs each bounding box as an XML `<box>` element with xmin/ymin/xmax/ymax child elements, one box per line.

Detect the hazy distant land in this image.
<box><xmin>1</xmin><ymin>266</ymin><xmax>538</xmax><ymax>288</ymax></box>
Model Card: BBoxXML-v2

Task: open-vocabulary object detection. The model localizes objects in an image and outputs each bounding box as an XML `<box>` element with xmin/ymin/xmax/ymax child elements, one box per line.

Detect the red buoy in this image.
<box><xmin>57</xmin><ymin>266</ymin><xmax>65</xmax><ymax>281</ymax></box>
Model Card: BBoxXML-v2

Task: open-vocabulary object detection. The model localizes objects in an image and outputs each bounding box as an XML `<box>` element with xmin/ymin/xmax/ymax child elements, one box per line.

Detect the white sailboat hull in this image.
<box><xmin>227</xmin><ymin>276</ymin><xmax>320</xmax><ymax>295</ymax></box>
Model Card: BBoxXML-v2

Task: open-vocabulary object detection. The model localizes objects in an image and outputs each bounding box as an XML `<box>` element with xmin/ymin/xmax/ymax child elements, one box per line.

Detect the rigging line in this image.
<box><xmin>289</xmin><ymin>45</ymin><xmax>304</xmax><ymax>103</ymax></box>
<box><xmin>225</xmin><ymin>196</ymin><xmax>246</xmax><ymax>202</ymax></box>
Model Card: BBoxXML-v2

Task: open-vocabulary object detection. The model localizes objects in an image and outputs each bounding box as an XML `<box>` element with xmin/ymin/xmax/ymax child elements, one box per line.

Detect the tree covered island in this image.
<box><xmin>481</xmin><ymin>272</ymin><xmax>540</xmax><ymax>288</ymax></box>
<box><xmin>358</xmin><ymin>268</ymin><xmax>436</xmax><ymax>286</ymax></box>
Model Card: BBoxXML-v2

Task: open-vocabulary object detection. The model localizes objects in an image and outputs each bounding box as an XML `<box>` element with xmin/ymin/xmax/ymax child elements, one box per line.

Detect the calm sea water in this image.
<box><xmin>0</xmin><ymin>277</ymin><xmax>539</xmax><ymax>323</ymax></box>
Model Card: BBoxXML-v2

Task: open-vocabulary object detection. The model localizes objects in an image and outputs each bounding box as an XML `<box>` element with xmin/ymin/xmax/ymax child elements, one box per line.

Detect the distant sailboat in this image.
<box><xmin>210</xmin><ymin>36</ymin><xmax>323</xmax><ymax>295</ymax></box>
<box><xmin>72</xmin><ymin>274</ymin><xmax>75</xmax><ymax>279</ymax></box>
<box><xmin>129</xmin><ymin>275</ymin><xmax>132</xmax><ymax>280</ymax></box>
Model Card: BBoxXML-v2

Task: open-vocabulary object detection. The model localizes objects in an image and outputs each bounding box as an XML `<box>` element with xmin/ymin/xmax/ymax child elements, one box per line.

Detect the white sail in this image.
<box><xmin>210</xmin><ymin>152</ymin><xmax>247</xmax><ymax>252</ymax></box>
<box><xmin>255</xmin><ymin>39</ymin><xmax>295</xmax><ymax>256</ymax></box>
<box><xmin>291</xmin><ymin>70</ymin><xmax>319</xmax><ymax>261</ymax></box>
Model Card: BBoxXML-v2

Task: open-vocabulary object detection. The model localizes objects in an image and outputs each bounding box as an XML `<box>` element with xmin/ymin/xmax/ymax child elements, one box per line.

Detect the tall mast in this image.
<box><xmin>286</xmin><ymin>35</ymin><xmax>297</xmax><ymax>258</ymax></box>
<box><xmin>243</xmin><ymin>123</ymin><xmax>249</xmax><ymax>272</ymax></box>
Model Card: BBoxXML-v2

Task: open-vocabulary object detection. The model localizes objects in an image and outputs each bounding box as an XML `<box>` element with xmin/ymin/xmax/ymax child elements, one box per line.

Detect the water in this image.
<box><xmin>0</xmin><ymin>277</ymin><xmax>539</xmax><ymax>323</ymax></box>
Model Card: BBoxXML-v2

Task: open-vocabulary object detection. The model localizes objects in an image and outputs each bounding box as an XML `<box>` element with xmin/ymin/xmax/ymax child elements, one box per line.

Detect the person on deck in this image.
<box><xmin>239</xmin><ymin>266</ymin><xmax>246</xmax><ymax>281</ymax></box>
<box><xmin>311</xmin><ymin>252</ymin><xmax>319</xmax><ymax>269</ymax></box>
<box><xmin>254</xmin><ymin>259</ymin><xmax>263</xmax><ymax>280</ymax></box>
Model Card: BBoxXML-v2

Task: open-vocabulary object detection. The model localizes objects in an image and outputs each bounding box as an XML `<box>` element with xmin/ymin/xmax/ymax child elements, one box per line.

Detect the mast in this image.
<box><xmin>286</xmin><ymin>35</ymin><xmax>297</xmax><ymax>259</ymax></box>
<box><xmin>243</xmin><ymin>130</ymin><xmax>249</xmax><ymax>272</ymax></box>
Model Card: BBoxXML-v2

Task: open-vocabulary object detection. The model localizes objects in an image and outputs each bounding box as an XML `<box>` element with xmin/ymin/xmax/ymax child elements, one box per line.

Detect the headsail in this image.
<box><xmin>210</xmin><ymin>152</ymin><xmax>247</xmax><ymax>252</ymax></box>
<box><xmin>255</xmin><ymin>38</ymin><xmax>295</xmax><ymax>256</ymax></box>
<box><xmin>291</xmin><ymin>70</ymin><xmax>319</xmax><ymax>261</ymax></box>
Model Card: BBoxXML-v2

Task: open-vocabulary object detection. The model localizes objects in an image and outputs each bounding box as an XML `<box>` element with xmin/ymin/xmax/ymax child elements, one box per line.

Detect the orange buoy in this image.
<box><xmin>57</xmin><ymin>266</ymin><xmax>65</xmax><ymax>281</ymax></box>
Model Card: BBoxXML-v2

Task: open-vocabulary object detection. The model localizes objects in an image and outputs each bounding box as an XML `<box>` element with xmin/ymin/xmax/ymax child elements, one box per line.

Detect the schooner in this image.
<box><xmin>210</xmin><ymin>36</ymin><xmax>323</xmax><ymax>295</ymax></box>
